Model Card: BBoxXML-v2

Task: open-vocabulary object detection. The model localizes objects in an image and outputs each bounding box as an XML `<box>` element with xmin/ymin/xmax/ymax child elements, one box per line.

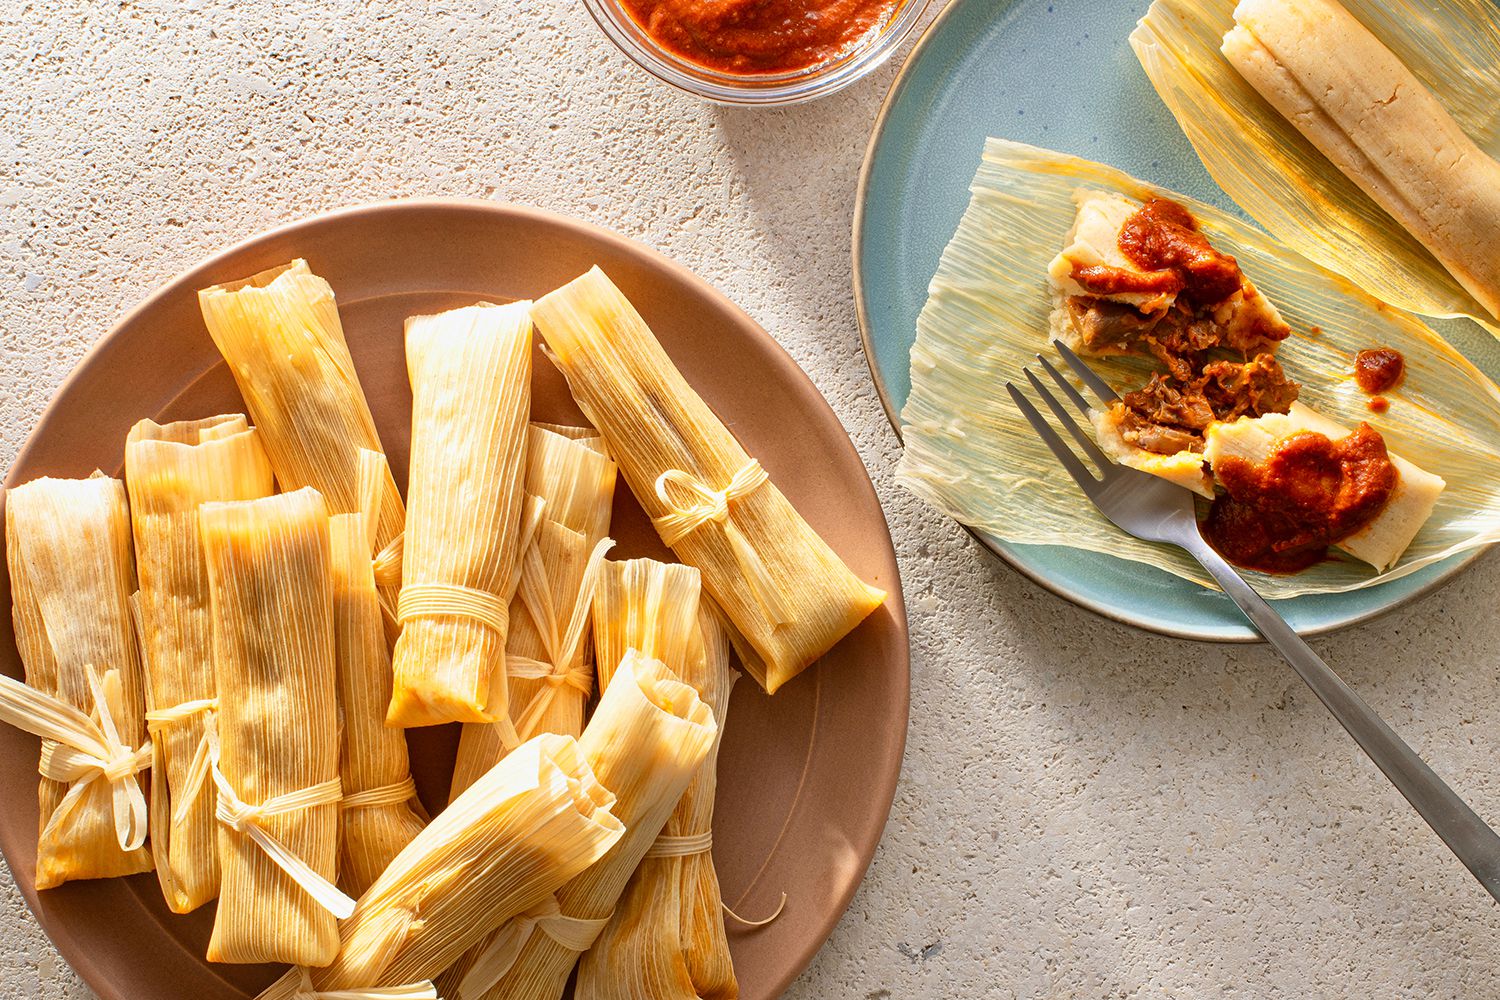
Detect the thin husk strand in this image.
<box><xmin>253</xmin><ymin>734</ymin><xmax>625</xmax><ymax>999</ymax></box>
<box><xmin>576</xmin><ymin>571</ymin><xmax>739</xmax><ymax>1000</ymax></box>
<box><xmin>5</xmin><ymin>474</ymin><xmax>153</xmax><ymax>889</ymax></box>
<box><xmin>125</xmin><ymin>414</ymin><xmax>275</xmax><ymax>913</ymax></box>
<box><xmin>200</xmin><ymin>488</ymin><xmax>341</xmax><ymax>966</ymax></box>
<box><xmin>443</xmin><ymin>651</ymin><xmax>719</xmax><ymax>1000</ymax></box>
<box><xmin>1131</xmin><ymin>0</ymin><xmax>1500</xmax><ymax>328</ymax></box>
<box><xmin>897</xmin><ymin>138</ymin><xmax>1500</xmax><ymax>598</ymax></box>
<box><xmin>449</xmin><ymin>427</ymin><xmax>618</xmax><ymax>802</ymax></box>
<box><xmin>530</xmin><ymin>267</ymin><xmax>885</xmax><ymax>694</ymax></box>
<box><xmin>389</xmin><ymin>301</ymin><xmax>533</xmax><ymax>728</ymax></box>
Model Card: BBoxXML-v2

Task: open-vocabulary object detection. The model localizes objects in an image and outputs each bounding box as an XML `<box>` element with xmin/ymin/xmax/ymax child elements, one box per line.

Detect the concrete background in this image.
<box><xmin>3</xmin><ymin>1</ymin><xmax>1498</xmax><ymax>997</ymax></box>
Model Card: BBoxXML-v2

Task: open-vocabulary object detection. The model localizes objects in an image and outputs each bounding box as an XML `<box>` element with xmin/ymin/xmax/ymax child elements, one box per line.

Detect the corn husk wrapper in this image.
<box><xmin>124</xmin><ymin>414</ymin><xmax>274</xmax><ymax>912</ymax></box>
<box><xmin>4</xmin><ymin>475</ymin><xmax>153</xmax><ymax>888</ymax></box>
<box><xmin>253</xmin><ymin>733</ymin><xmax>625</xmax><ymax>1000</ymax></box>
<box><xmin>577</xmin><ymin>561</ymin><xmax>738</xmax><ymax>1000</ymax></box>
<box><xmin>201</xmin><ymin>488</ymin><xmax>344</xmax><ymax>966</ymax></box>
<box><xmin>450</xmin><ymin>425</ymin><xmax>618</xmax><ymax>802</ymax></box>
<box><xmin>1131</xmin><ymin>0</ymin><xmax>1500</xmax><ymax>328</ymax></box>
<box><xmin>389</xmin><ymin>301</ymin><xmax>533</xmax><ymax>728</ymax></box>
<box><xmin>897</xmin><ymin>138</ymin><xmax>1500</xmax><ymax>597</ymax></box>
<box><xmin>531</xmin><ymin>268</ymin><xmax>885</xmax><ymax>694</ymax></box>
<box><xmin>444</xmin><ymin>650</ymin><xmax>719</xmax><ymax>1000</ymax></box>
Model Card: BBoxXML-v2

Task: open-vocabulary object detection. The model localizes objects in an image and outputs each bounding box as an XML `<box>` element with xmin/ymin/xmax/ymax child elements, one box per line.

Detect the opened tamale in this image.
<box><xmin>125</xmin><ymin>414</ymin><xmax>275</xmax><ymax>913</ymax></box>
<box><xmin>4</xmin><ymin>474</ymin><xmax>153</xmax><ymax>889</ymax></box>
<box><xmin>200</xmin><ymin>488</ymin><xmax>348</xmax><ymax>966</ymax></box>
<box><xmin>530</xmin><ymin>268</ymin><xmax>885</xmax><ymax>694</ymax></box>
<box><xmin>389</xmin><ymin>301</ymin><xmax>533</xmax><ymax>728</ymax></box>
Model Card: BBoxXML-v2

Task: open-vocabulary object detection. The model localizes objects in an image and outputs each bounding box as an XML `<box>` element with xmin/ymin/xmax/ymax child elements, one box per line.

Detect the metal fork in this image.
<box><xmin>1010</xmin><ymin>340</ymin><xmax>1500</xmax><ymax>902</ymax></box>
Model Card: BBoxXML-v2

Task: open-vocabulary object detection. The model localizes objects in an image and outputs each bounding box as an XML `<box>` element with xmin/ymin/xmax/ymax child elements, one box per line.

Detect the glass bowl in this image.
<box><xmin>582</xmin><ymin>0</ymin><xmax>933</xmax><ymax>106</ymax></box>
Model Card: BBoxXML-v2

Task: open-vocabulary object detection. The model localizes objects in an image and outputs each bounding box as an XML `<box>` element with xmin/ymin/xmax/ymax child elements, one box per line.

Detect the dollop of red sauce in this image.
<box><xmin>618</xmin><ymin>0</ymin><xmax>899</xmax><ymax>75</ymax></box>
<box><xmin>1117</xmin><ymin>198</ymin><xmax>1244</xmax><ymax>306</ymax></box>
<box><xmin>1354</xmin><ymin>347</ymin><xmax>1405</xmax><ymax>394</ymax></box>
<box><xmin>1201</xmin><ymin>424</ymin><xmax>1398</xmax><ymax>574</ymax></box>
<box><xmin>1368</xmin><ymin>396</ymin><xmax>1390</xmax><ymax>414</ymax></box>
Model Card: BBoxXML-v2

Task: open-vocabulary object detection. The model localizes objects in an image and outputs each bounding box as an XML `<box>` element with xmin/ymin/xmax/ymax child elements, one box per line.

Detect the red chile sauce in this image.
<box><xmin>1071</xmin><ymin>198</ymin><xmax>1244</xmax><ymax>305</ymax></box>
<box><xmin>618</xmin><ymin>0</ymin><xmax>899</xmax><ymax>75</ymax></box>
<box><xmin>1201</xmin><ymin>424</ymin><xmax>1398</xmax><ymax>574</ymax></box>
<box><xmin>1354</xmin><ymin>347</ymin><xmax>1405</xmax><ymax>394</ymax></box>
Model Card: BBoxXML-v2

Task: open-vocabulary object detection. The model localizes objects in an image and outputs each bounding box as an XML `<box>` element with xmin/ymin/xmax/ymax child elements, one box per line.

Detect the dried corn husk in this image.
<box><xmin>1131</xmin><ymin>0</ymin><xmax>1500</xmax><ymax>327</ymax></box>
<box><xmin>577</xmin><ymin>561</ymin><xmax>738</xmax><ymax>1000</ymax></box>
<box><xmin>200</xmin><ymin>488</ymin><xmax>347</xmax><ymax>966</ymax></box>
<box><xmin>389</xmin><ymin>301</ymin><xmax>533</xmax><ymax>728</ymax></box>
<box><xmin>3</xmin><ymin>475</ymin><xmax>153</xmax><ymax>888</ymax></box>
<box><xmin>125</xmin><ymin>414</ymin><xmax>274</xmax><ymax>912</ymax></box>
<box><xmin>444</xmin><ymin>650</ymin><xmax>719</xmax><ymax>1000</ymax></box>
<box><xmin>252</xmin><ymin>733</ymin><xmax>625</xmax><ymax>1000</ymax></box>
<box><xmin>897</xmin><ymin>138</ymin><xmax>1500</xmax><ymax>597</ymax></box>
<box><xmin>450</xmin><ymin>425</ymin><xmax>617</xmax><ymax>801</ymax></box>
<box><xmin>531</xmin><ymin>268</ymin><xmax>885</xmax><ymax>693</ymax></box>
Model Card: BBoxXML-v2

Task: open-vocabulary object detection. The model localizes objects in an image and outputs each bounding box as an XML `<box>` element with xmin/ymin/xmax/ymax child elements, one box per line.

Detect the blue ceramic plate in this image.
<box><xmin>854</xmin><ymin>0</ymin><xmax>1500</xmax><ymax>641</ymax></box>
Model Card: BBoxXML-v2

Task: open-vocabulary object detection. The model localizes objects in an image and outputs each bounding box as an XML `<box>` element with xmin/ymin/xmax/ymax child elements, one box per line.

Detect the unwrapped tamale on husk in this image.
<box><xmin>389</xmin><ymin>301</ymin><xmax>533</xmax><ymax>728</ymax></box>
<box><xmin>449</xmin><ymin>424</ymin><xmax>617</xmax><ymax>801</ymax></box>
<box><xmin>448</xmin><ymin>649</ymin><xmax>719</xmax><ymax>1000</ymax></box>
<box><xmin>125</xmin><ymin>414</ymin><xmax>275</xmax><ymax>913</ymax></box>
<box><xmin>252</xmin><ymin>733</ymin><xmax>625</xmax><ymax>1000</ymax></box>
<box><xmin>577</xmin><ymin>559</ymin><xmax>738</xmax><ymax>1000</ymax></box>
<box><xmin>530</xmin><ymin>268</ymin><xmax>885</xmax><ymax>694</ymax></box>
<box><xmin>200</xmin><ymin>488</ymin><xmax>348</xmax><ymax>966</ymax></box>
<box><xmin>3</xmin><ymin>474</ymin><xmax>153</xmax><ymax>889</ymax></box>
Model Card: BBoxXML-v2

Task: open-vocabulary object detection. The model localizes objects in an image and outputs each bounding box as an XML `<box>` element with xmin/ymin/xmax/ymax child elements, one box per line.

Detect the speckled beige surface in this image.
<box><xmin>3</xmin><ymin>1</ymin><xmax>1500</xmax><ymax>998</ymax></box>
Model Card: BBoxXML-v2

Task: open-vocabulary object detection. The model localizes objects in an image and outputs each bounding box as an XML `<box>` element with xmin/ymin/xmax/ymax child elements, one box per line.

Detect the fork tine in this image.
<box><xmin>1036</xmin><ymin>354</ymin><xmax>1092</xmax><ymax>417</ymax></box>
<box><xmin>1024</xmin><ymin>367</ymin><xmax>1110</xmax><ymax>468</ymax></box>
<box><xmin>1006</xmin><ymin>382</ymin><xmax>1099</xmax><ymax>488</ymax></box>
<box><xmin>1052</xmin><ymin>340</ymin><xmax>1121</xmax><ymax>404</ymax></box>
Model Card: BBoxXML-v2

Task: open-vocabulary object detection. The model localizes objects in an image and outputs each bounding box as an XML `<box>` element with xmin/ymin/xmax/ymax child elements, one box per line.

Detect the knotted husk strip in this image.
<box><xmin>252</xmin><ymin>733</ymin><xmax>625</xmax><ymax>1000</ymax></box>
<box><xmin>201</xmin><ymin>488</ymin><xmax>341</xmax><ymax>966</ymax></box>
<box><xmin>197</xmin><ymin>259</ymin><xmax>405</xmax><ymax>617</ymax></box>
<box><xmin>5</xmin><ymin>474</ymin><xmax>153</xmax><ymax>888</ymax></box>
<box><xmin>577</xmin><ymin>563</ymin><xmax>739</xmax><ymax>1000</ymax></box>
<box><xmin>388</xmin><ymin>301</ymin><xmax>533</xmax><ymax>728</ymax></box>
<box><xmin>443</xmin><ymin>651</ymin><xmax>719</xmax><ymax>1000</ymax></box>
<box><xmin>450</xmin><ymin>425</ymin><xmax>618</xmax><ymax>801</ymax></box>
<box><xmin>125</xmin><ymin>414</ymin><xmax>275</xmax><ymax>912</ymax></box>
<box><xmin>530</xmin><ymin>267</ymin><xmax>885</xmax><ymax>694</ymax></box>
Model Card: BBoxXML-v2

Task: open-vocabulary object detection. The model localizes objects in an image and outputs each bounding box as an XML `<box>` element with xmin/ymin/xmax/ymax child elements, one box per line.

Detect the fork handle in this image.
<box><xmin>1180</xmin><ymin>533</ymin><xmax>1500</xmax><ymax>902</ymax></box>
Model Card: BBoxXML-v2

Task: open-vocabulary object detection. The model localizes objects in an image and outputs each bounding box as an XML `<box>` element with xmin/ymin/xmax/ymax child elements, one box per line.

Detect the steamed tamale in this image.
<box><xmin>4</xmin><ymin>475</ymin><xmax>153</xmax><ymax>888</ymax></box>
<box><xmin>530</xmin><ymin>268</ymin><xmax>885</xmax><ymax>693</ymax></box>
<box><xmin>125</xmin><ymin>414</ymin><xmax>275</xmax><ymax>912</ymax></box>
<box><xmin>200</xmin><ymin>488</ymin><xmax>348</xmax><ymax>966</ymax></box>
<box><xmin>389</xmin><ymin>301</ymin><xmax>533</xmax><ymax>728</ymax></box>
<box><xmin>252</xmin><ymin>734</ymin><xmax>624</xmax><ymax>1000</ymax></box>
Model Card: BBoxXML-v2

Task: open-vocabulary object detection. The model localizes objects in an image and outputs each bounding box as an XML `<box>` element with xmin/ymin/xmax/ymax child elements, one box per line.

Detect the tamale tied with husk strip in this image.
<box><xmin>125</xmin><ymin>413</ymin><xmax>275</xmax><ymax>913</ymax></box>
<box><xmin>530</xmin><ymin>268</ymin><xmax>885</xmax><ymax>694</ymax></box>
<box><xmin>2</xmin><ymin>474</ymin><xmax>153</xmax><ymax>889</ymax></box>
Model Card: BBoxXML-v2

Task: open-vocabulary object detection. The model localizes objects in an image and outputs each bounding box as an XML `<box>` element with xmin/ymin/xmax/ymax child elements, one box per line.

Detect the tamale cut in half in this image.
<box><xmin>125</xmin><ymin>413</ymin><xmax>275</xmax><ymax>913</ymax></box>
<box><xmin>389</xmin><ymin>301</ymin><xmax>534</xmax><ymax>728</ymax></box>
<box><xmin>200</xmin><ymin>488</ymin><xmax>348</xmax><ymax>966</ymax></box>
<box><xmin>530</xmin><ymin>268</ymin><xmax>886</xmax><ymax>694</ymax></box>
<box><xmin>3</xmin><ymin>474</ymin><xmax>153</xmax><ymax>889</ymax></box>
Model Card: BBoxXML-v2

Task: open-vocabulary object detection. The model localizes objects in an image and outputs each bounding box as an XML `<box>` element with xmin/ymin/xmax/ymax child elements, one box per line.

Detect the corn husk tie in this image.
<box><xmin>144</xmin><ymin>698</ymin><xmax>217</xmax><ymax>828</ymax></box>
<box><xmin>340</xmin><ymin>777</ymin><xmax>418</xmax><ymax>812</ymax></box>
<box><xmin>0</xmin><ymin>667</ymin><xmax>150</xmax><ymax>852</ymax></box>
<box><xmin>291</xmin><ymin>967</ymin><xmax>437</xmax><ymax>1000</ymax></box>
<box><xmin>457</xmin><ymin>895</ymin><xmax>611</xmax><ymax>997</ymax></box>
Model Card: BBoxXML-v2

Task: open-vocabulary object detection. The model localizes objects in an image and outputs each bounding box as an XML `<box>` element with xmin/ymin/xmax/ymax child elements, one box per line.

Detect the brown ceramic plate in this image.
<box><xmin>0</xmin><ymin>201</ymin><xmax>908</xmax><ymax>1000</ymax></box>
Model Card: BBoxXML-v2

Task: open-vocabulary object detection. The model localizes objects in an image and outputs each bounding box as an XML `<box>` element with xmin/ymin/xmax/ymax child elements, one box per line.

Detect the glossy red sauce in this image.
<box><xmin>618</xmin><ymin>0</ymin><xmax>899</xmax><ymax>75</ymax></box>
<box><xmin>1354</xmin><ymin>347</ymin><xmax>1405</xmax><ymax>394</ymax></box>
<box><xmin>1367</xmin><ymin>396</ymin><xmax>1390</xmax><ymax>414</ymax></box>
<box><xmin>1118</xmin><ymin>198</ymin><xmax>1243</xmax><ymax>306</ymax></box>
<box><xmin>1202</xmin><ymin>424</ymin><xmax>1398</xmax><ymax>574</ymax></box>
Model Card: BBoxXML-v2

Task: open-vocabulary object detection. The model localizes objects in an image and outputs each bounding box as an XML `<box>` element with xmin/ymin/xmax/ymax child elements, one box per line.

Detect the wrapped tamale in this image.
<box><xmin>448</xmin><ymin>649</ymin><xmax>719</xmax><ymax>1000</ymax></box>
<box><xmin>200</xmin><ymin>488</ymin><xmax>349</xmax><ymax>966</ymax></box>
<box><xmin>252</xmin><ymin>733</ymin><xmax>624</xmax><ymax>1000</ymax></box>
<box><xmin>3</xmin><ymin>475</ymin><xmax>153</xmax><ymax>888</ymax></box>
<box><xmin>577</xmin><ymin>560</ymin><xmax>738</xmax><ymax>1000</ymax></box>
<box><xmin>125</xmin><ymin>414</ymin><xmax>275</xmax><ymax>913</ymax></box>
<box><xmin>530</xmin><ymin>268</ymin><xmax>885</xmax><ymax>694</ymax></box>
<box><xmin>450</xmin><ymin>424</ymin><xmax>618</xmax><ymax>801</ymax></box>
<box><xmin>389</xmin><ymin>301</ymin><xmax>533</xmax><ymax>728</ymax></box>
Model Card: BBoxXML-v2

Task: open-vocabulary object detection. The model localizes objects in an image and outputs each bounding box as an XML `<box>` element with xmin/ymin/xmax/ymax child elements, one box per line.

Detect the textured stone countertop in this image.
<box><xmin>3</xmin><ymin>1</ymin><xmax>1499</xmax><ymax>998</ymax></box>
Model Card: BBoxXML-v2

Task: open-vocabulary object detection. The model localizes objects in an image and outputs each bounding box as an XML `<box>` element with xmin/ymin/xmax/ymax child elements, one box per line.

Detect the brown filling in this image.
<box><xmin>1117</xmin><ymin>354</ymin><xmax>1301</xmax><ymax>455</ymax></box>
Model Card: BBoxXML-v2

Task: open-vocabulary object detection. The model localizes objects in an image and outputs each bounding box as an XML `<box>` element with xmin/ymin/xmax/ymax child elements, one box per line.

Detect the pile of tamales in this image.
<box><xmin>0</xmin><ymin>258</ymin><xmax>885</xmax><ymax>993</ymax></box>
